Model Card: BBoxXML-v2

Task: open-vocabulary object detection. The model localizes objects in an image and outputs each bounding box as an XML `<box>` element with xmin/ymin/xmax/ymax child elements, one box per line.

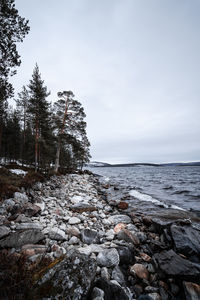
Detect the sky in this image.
<box><xmin>10</xmin><ymin>0</ymin><xmax>200</xmax><ymax>164</ymax></box>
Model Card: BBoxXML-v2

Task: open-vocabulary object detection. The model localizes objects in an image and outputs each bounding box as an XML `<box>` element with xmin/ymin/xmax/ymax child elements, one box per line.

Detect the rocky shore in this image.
<box><xmin>0</xmin><ymin>172</ymin><xmax>200</xmax><ymax>299</ymax></box>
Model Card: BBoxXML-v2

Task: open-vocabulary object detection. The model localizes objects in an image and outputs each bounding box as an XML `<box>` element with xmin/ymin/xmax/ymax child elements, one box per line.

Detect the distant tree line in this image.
<box><xmin>0</xmin><ymin>0</ymin><xmax>91</xmax><ymax>172</ymax></box>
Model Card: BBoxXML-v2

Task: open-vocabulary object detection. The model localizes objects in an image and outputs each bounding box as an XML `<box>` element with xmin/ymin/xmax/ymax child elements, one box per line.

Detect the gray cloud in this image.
<box><xmin>11</xmin><ymin>0</ymin><xmax>200</xmax><ymax>163</ymax></box>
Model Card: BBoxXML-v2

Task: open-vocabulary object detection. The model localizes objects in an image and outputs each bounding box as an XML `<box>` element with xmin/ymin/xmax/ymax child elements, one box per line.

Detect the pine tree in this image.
<box><xmin>0</xmin><ymin>0</ymin><xmax>29</xmax><ymax>154</ymax></box>
<box><xmin>53</xmin><ymin>91</ymin><xmax>90</xmax><ymax>172</ymax></box>
<box><xmin>28</xmin><ymin>64</ymin><xmax>51</xmax><ymax>171</ymax></box>
<box><xmin>15</xmin><ymin>86</ymin><xmax>29</xmax><ymax>163</ymax></box>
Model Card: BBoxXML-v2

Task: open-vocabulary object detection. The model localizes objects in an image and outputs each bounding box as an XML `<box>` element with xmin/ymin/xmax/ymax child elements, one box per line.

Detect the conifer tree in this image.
<box><xmin>0</xmin><ymin>0</ymin><xmax>29</xmax><ymax>153</ymax></box>
<box><xmin>16</xmin><ymin>86</ymin><xmax>29</xmax><ymax>163</ymax></box>
<box><xmin>53</xmin><ymin>91</ymin><xmax>90</xmax><ymax>172</ymax></box>
<box><xmin>28</xmin><ymin>64</ymin><xmax>50</xmax><ymax>171</ymax></box>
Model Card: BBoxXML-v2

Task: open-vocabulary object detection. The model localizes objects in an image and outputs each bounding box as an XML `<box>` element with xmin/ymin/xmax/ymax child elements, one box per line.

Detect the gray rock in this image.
<box><xmin>68</xmin><ymin>236</ymin><xmax>79</xmax><ymax>244</ymax></box>
<box><xmin>48</xmin><ymin>228</ymin><xmax>66</xmax><ymax>241</ymax></box>
<box><xmin>94</xmin><ymin>278</ymin><xmax>130</xmax><ymax>300</ymax></box>
<box><xmin>117</xmin><ymin>245</ymin><xmax>134</xmax><ymax>265</ymax></box>
<box><xmin>170</xmin><ymin>225</ymin><xmax>200</xmax><ymax>256</ymax></box>
<box><xmin>154</xmin><ymin>250</ymin><xmax>200</xmax><ymax>277</ymax></box>
<box><xmin>108</xmin><ymin>214</ymin><xmax>131</xmax><ymax>225</ymax></box>
<box><xmin>183</xmin><ymin>281</ymin><xmax>200</xmax><ymax>300</ymax></box>
<box><xmin>78</xmin><ymin>244</ymin><xmax>104</xmax><ymax>256</ymax></box>
<box><xmin>32</xmin><ymin>251</ymin><xmax>97</xmax><ymax>299</ymax></box>
<box><xmin>0</xmin><ymin>229</ymin><xmax>44</xmax><ymax>248</ymax></box>
<box><xmin>71</xmin><ymin>203</ymin><xmax>97</xmax><ymax>213</ymax></box>
<box><xmin>81</xmin><ymin>229</ymin><xmax>100</xmax><ymax>245</ymax></box>
<box><xmin>68</xmin><ymin>217</ymin><xmax>81</xmax><ymax>225</ymax></box>
<box><xmin>16</xmin><ymin>223</ymin><xmax>43</xmax><ymax>230</ymax></box>
<box><xmin>14</xmin><ymin>192</ymin><xmax>29</xmax><ymax>204</ymax></box>
<box><xmin>112</xmin><ymin>266</ymin><xmax>125</xmax><ymax>285</ymax></box>
<box><xmin>91</xmin><ymin>287</ymin><xmax>105</xmax><ymax>300</ymax></box>
<box><xmin>148</xmin><ymin>293</ymin><xmax>161</xmax><ymax>300</ymax></box>
<box><xmin>117</xmin><ymin>229</ymin><xmax>140</xmax><ymax>245</ymax></box>
<box><xmin>97</xmin><ymin>248</ymin><xmax>120</xmax><ymax>267</ymax></box>
<box><xmin>0</xmin><ymin>226</ymin><xmax>10</xmax><ymax>239</ymax></box>
<box><xmin>101</xmin><ymin>267</ymin><xmax>110</xmax><ymax>280</ymax></box>
<box><xmin>3</xmin><ymin>199</ymin><xmax>15</xmax><ymax>209</ymax></box>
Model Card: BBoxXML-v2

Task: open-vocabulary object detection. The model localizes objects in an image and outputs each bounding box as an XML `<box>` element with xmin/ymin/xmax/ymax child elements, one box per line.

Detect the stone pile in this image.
<box><xmin>0</xmin><ymin>173</ymin><xmax>199</xmax><ymax>299</ymax></box>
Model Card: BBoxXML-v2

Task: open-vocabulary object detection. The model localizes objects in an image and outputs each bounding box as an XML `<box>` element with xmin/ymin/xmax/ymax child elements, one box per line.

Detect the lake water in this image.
<box><xmin>89</xmin><ymin>166</ymin><xmax>200</xmax><ymax>215</ymax></box>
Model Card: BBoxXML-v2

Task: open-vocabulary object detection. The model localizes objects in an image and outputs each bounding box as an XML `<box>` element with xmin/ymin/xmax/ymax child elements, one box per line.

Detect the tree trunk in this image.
<box><xmin>54</xmin><ymin>138</ymin><xmax>61</xmax><ymax>173</ymax></box>
<box><xmin>35</xmin><ymin>119</ymin><xmax>39</xmax><ymax>172</ymax></box>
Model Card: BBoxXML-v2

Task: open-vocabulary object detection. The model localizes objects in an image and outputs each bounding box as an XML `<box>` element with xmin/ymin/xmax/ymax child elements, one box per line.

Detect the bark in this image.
<box><xmin>54</xmin><ymin>137</ymin><xmax>61</xmax><ymax>173</ymax></box>
<box><xmin>35</xmin><ymin>118</ymin><xmax>39</xmax><ymax>172</ymax></box>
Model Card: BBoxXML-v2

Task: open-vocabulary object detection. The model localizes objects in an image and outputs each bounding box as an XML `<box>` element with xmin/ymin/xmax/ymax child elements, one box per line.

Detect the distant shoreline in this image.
<box><xmin>89</xmin><ymin>162</ymin><xmax>200</xmax><ymax>168</ymax></box>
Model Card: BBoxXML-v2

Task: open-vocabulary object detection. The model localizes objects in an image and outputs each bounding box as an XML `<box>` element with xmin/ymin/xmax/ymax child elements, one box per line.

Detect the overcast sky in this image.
<box><xmin>11</xmin><ymin>0</ymin><xmax>200</xmax><ymax>164</ymax></box>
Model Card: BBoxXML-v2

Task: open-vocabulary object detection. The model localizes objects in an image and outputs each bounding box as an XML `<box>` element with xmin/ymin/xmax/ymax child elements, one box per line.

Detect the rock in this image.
<box><xmin>48</xmin><ymin>228</ymin><xmax>66</xmax><ymax>241</ymax></box>
<box><xmin>147</xmin><ymin>293</ymin><xmax>161</xmax><ymax>300</ymax></box>
<box><xmin>66</xmin><ymin>226</ymin><xmax>80</xmax><ymax>237</ymax></box>
<box><xmin>138</xmin><ymin>296</ymin><xmax>152</xmax><ymax>300</ymax></box>
<box><xmin>68</xmin><ymin>236</ymin><xmax>79</xmax><ymax>244</ymax></box>
<box><xmin>114</xmin><ymin>223</ymin><xmax>127</xmax><ymax>233</ymax></box>
<box><xmin>154</xmin><ymin>250</ymin><xmax>200</xmax><ymax>277</ymax></box>
<box><xmin>68</xmin><ymin>217</ymin><xmax>81</xmax><ymax>225</ymax></box>
<box><xmin>130</xmin><ymin>264</ymin><xmax>149</xmax><ymax>280</ymax></box>
<box><xmin>108</xmin><ymin>214</ymin><xmax>131</xmax><ymax>225</ymax></box>
<box><xmin>105</xmin><ymin>229</ymin><xmax>115</xmax><ymax>241</ymax></box>
<box><xmin>0</xmin><ymin>229</ymin><xmax>44</xmax><ymax>248</ymax></box>
<box><xmin>23</xmin><ymin>203</ymin><xmax>41</xmax><ymax>217</ymax></box>
<box><xmin>112</xmin><ymin>266</ymin><xmax>125</xmax><ymax>285</ymax></box>
<box><xmin>34</xmin><ymin>201</ymin><xmax>45</xmax><ymax>212</ymax></box>
<box><xmin>117</xmin><ymin>229</ymin><xmax>140</xmax><ymax>245</ymax></box>
<box><xmin>22</xmin><ymin>244</ymin><xmax>47</xmax><ymax>254</ymax></box>
<box><xmin>15</xmin><ymin>214</ymin><xmax>31</xmax><ymax>223</ymax></box>
<box><xmin>101</xmin><ymin>267</ymin><xmax>110</xmax><ymax>280</ymax></box>
<box><xmin>97</xmin><ymin>248</ymin><xmax>120</xmax><ymax>267</ymax></box>
<box><xmin>78</xmin><ymin>244</ymin><xmax>104</xmax><ymax>256</ymax></box>
<box><xmin>0</xmin><ymin>226</ymin><xmax>10</xmax><ymax>239</ymax></box>
<box><xmin>91</xmin><ymin>287</ymin><xmax>105</xmax><ymax>300</ymax></box>
<box><xmin>3</xmin><ymin>199</ymin><xmax>15</xmax><ymax>209</ymax></box>
<box><xmin>142</xmin><ymin>216</ymin><xmax>152</xmax><ymax>225</ymax></box>
<box><xmin>33</xmin><ymin>251</ymin><xmax>97</xmax><ymax>299</ymax></box>
<box><xmin>94</xmin><ymin>278</ymin><xmax>130</xmax><ymax>300</ymax></box>
<box><xmin>16</xmin><ymin>223</ymin><xmax>43</xmax><ymax>230</ymax></box>
<box><xmin>117</xmin><ymin>245</ymin><xmax>134</xmax><ymax>265</ymax></box>
<box><xmin>81</xmin><ymin>229</ymin><xmax>100</xmax><ymax>245</ymax></box>
<box><xmin>140</xmin><ymin>252</ymin><xmax>152</xmax><ymax>262</ymax></box>
<box><xmin>71</xmin><ymin>203</ymin><xmax>97</xmax><ymax>213</ymax></box>
<box><xmin>14</xmin><ymin>192</ymin><xmax>29</xmax><ymax>204</ymax></box>
<box><xmin>118</xmin><ymin>202</ymin><xmax>128</xmax><ymax>210</ymax></box>
<box><xmin>183</xmin><ymin>281</ymin><xmax>200</xmax><ymax>300</ymax></box>
<box><xmin>170</xmin><ymin>225</ymin><xmax>200</xmax><ymax>256</ymax></box>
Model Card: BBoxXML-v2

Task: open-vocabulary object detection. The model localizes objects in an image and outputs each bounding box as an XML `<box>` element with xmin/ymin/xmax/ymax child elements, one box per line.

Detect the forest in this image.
<box><xmin>0</xmin><ymin>0</ymin><xmax>91</xmax><ymax>174</ymax></box>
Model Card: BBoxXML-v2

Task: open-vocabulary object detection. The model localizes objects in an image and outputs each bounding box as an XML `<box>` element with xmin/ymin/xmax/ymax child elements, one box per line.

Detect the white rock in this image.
<box><xmin>68</xmin><ymin>217</ymin><xmax>81</xmax><ymax>225</ymax></box>
<box><xmin>68</xmin><ymin>236</ymin><xmax>80</xmax><ymax>244</ymax></box>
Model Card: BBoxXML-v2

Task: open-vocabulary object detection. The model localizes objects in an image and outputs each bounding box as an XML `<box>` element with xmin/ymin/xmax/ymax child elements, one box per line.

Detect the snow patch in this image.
<box><xmin>10</xmin><ymin>169</ymin><xmax>27</xmax><ymax>176</ymax></box>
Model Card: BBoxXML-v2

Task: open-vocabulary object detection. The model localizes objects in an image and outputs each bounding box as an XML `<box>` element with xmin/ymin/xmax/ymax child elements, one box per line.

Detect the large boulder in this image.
<box><xmin>170</xmin><ymin>225</ymin><xmax>200</xmax><ymax>256</ymax></box>
<box><xmin>0</xmin><ymin>230</ymin><xmax>44</xmax><ymax>248</ymax></box>
<box><xmin>32</xmin><ymin>251</ymin><xmax>97</xmax><ymax>299</ymax></box>
<box><xmin>154</xmin><ymin>250</ymin><xmax>200</xmax><ymax>277</ymax></box>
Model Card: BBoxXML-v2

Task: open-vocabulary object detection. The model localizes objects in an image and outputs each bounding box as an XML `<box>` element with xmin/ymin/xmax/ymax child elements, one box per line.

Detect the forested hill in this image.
<box><xmin>88</xmin><ymin>162</ymin><xmax>200</xmax><ymax>167</ymax></box>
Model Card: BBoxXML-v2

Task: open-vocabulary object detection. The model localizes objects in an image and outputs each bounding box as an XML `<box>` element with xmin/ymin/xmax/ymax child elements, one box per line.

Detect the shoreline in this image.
<box><xmin>0</xmin><ymin>172</ymin><xmax>199</xmax><ymax>299</ymax></box>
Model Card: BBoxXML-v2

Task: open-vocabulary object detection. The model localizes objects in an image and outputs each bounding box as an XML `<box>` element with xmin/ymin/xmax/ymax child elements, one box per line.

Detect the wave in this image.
<box><xmin>129</xmin><ymin>189</ymin><xmax>185</xmax><ymax>211</ymax></box>
<box><xmin>172</xmin><ymin>190</ymin><xmax>190</xmax><ymax>195</ymax></box>
<box><xmin>163</xmin><ymin>185</ymin><xmax>173</xmax><ymax>190</ymax></box>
